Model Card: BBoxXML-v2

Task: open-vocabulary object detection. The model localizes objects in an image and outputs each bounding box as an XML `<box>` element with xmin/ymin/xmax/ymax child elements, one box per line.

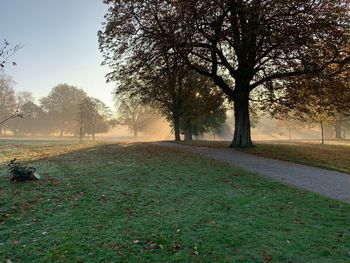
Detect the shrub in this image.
<box><xmin>7</xmin><ymin>159</ymin><xmax>39</xmax><ymax>182</ymax></box>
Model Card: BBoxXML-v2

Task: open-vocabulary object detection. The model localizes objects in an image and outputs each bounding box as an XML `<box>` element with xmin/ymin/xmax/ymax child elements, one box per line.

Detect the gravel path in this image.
<box><xmin>154</xmin><ymin>142</ymin><xmax>350</xmax><ymax>203</ymax></box>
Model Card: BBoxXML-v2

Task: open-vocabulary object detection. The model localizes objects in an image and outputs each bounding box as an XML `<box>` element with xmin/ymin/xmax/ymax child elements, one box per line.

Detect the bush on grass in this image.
<box><xmin>7</xmin><ymin>159</ymin><xmax>40</xmax><ymax>182</ymax></box>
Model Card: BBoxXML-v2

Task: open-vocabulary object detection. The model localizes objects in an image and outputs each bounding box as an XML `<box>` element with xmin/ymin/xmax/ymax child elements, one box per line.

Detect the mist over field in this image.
<box><xmin>0</xmin><ymin>106</ymin><xmax>338</xmax><ymax>143</ymax></box>
<box><xmin>1</xmin><ymin>0</ymin><xmax>350</xmax><ymax>262</ymax></box>
<box><xmin>0</xmin><ymin>104</ymin><xmax>344</xmax><ymax>143</ymax></box>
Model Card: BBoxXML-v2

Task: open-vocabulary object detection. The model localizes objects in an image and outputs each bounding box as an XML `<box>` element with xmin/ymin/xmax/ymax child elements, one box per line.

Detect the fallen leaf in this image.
<box><xmin>189</xmin><ymin>246</ymin><xmax>198</xmax><ymax>256</ymax></box>
<box><xmin>263</xmin><ymin>255</ymin><xmax>273</xmax><ymax>263</ymax></box>
<box><xmin>171</xmin><ymin>242</ymin><xmax>183</xmax><ymax>252</ymax></box>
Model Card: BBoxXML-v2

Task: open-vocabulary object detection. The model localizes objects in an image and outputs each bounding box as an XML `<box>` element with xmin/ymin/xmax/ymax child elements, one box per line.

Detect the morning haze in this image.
<box><xmin>1</xmin><ymin>1</ymin><xmax>350</xmax><ymax>262</ymax></box>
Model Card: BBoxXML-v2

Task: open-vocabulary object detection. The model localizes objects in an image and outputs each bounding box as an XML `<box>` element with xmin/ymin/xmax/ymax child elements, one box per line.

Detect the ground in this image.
<box><xmin>1</xmin><ymin>140</ymin><xmax>350</xmax><ymax>262</ymax></box>
<box><xmin>158</xmin><ymin>141</ymin><xmax>350</xmax><ymax>203</ymax></box>
<box><xmin>176</xmin><ymin>140</ymin><xmax>350</xmax><ymax>174</ymax></box>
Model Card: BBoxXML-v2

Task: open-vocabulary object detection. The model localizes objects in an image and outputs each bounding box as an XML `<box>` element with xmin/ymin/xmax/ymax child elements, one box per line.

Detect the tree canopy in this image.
<box><xmin>40</xmin><ymin>84</ymin><xmax>87</xmax><ymax>136</ymax></box>
<box><xmin>80</xmin><ymin>97</ymin><xmax>113</xmax><ymax>140</ymax></box>
<box><xmin>99</xmin><ymin>0</ymin><xmax>350</xmax><ymax>147</ymax></box>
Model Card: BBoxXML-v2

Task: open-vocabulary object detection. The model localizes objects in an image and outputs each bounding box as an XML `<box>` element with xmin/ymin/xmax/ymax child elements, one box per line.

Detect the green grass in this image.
<box><xmin>240</xmin><ymin>142</ymin><xmax>350</xmax><ymax>174</ymax></box>
<box><xmin>1</xmin><ymin>140</ymin><xmax>350</xmax><ymax>262</ymax></box>
<box><xmin>175</xmin><ymin>140</ymin><xmax>350</xmax><ymax>174</ymax></box>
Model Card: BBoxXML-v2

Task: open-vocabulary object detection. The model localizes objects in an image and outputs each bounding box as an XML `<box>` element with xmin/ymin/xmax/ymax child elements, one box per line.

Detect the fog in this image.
<box><xmin>198</xmin><ymin>116</ymin><xmax>328</xmax><ymax>142</ymax></box>
<box><xmin>1</xmin><ymin>111</ymin><xmax>345</xmax><ymax>143</ymax></box>
<box><xmin>101</xmin><ymin>118</ymin><xmax>174</xmax><ymax>142</ymax></box>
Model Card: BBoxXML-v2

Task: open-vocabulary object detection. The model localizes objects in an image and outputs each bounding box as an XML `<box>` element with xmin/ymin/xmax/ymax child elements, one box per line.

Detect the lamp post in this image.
<box><xmin>79</xmin><ymin>102</ymin><xmax>84</xmax><ymax>144</ymax></box>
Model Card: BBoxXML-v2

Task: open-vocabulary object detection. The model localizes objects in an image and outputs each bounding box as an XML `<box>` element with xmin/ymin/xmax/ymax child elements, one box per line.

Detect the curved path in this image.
<box><xmin>154</xmin><ymin>142</ymin><xmax>350</xmax><ymax>204</ymax></box>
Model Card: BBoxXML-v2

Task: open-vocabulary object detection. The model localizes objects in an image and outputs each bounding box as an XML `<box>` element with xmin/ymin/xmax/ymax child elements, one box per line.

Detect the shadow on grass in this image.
<box><xmin>1</xmin><ymin>141</ymin><xmax>350</xmax><ymax>262</ymax></box>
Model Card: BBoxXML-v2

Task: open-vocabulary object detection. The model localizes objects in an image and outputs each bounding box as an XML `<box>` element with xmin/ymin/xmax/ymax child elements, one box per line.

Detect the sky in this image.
<box><xmin>0</xmin><ymin>0</ymin><xmax>116</xmax><ymax>108</ymax></box>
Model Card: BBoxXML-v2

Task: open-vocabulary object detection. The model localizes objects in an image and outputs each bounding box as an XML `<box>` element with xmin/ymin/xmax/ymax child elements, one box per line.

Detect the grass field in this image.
<box><xmin>176</xmin><ymin>140</ymin><xmax>350</xmax><ymax>174</ymax></box>
<box><xmin>1</xmin><ymin>140</ymin><xmax>350</xmax><ymax>262</ymax></box>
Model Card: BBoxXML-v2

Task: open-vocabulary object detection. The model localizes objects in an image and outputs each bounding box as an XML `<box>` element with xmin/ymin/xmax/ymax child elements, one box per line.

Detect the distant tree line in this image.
<box><xmin>0</xmin><ymin>72</ymin><xmax>114</xmax><ymax>138</ymax></box>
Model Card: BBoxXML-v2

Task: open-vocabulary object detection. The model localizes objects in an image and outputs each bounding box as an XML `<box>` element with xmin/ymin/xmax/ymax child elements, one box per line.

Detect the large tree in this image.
<box><xmin>115</xmin><ymin>95</ymin><xmax>153</xmax><ymax>140</ymax></box>
<box><xmin>80</xmin><ymin>97</ymin><xmax>113</xmax><ymax>141</ymax></box>
<box><xmin>114</xmin><ymin>60</ymin><xmax>194</xmax><ymax>141</ymax></box>
<box><xmin>99</xmin><ymin>0</ymin><xmax>350</xmax><ymax>147</ymax></box>
<box><xmin>115</xmin><ymin>61</ymin><xmax>227</xmax><ymax>141</ymax></box>
<box><xmin>8</xmin><ymin>101</ymin><xmax>47</xmax><ymax>136</ymax></box>
<box><xmin>40</xmin><ymin>84</ymin><xmax>87</xmax><ymax>136</ymax></box>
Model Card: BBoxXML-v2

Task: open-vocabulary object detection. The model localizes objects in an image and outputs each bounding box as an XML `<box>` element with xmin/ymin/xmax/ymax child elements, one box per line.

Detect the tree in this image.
<box><xmin>300</xmin><ymin>103</ymin><xmax>333</xmax><ymax>145</ymax></box>
<box><xmin>275</xmin><ymin>118</ymin><xmax>305</xmax><ymax>141</ymax></box>
<box><xmin>0</xmin><ymin>40</ymin><xmax>23</xmax><ymax>68</ymax></box>
<box><xmin>6</xmin><ymin>91</ymin><xmax>35</xmax><ymax>135</ymax></box>
<box><xmin>332</xmin><ymin>114</ymin><xmax>350</xmax><ymax>140</ymax></box>
<box><xmin>115</xmin><ymin>61</ymin><xmax>227</xmax><ymax>141</ymax></box>
<box><xmin>115</xmin><ymin>95</ymin><xmax>152</xmax><ymax>140</ymax></box>
<box><xmin>269</xmin><ymin>74</ymin><xmax>350</xmax><ymax>144</ymax></box>
<box><xmin>0</xmin><ymin>72</ymin><xmax>18</xmax><ymax>133</ymax></box>
<box><xmin>99</xmin><ymin>0</ymin><xmax>350</xmax><ymax>147</ymax></box>
<box><xmin>114</xmin><ymin>61</ymin><xmax>192</xmax><ymax>141</ymax></box>
<box><xmin>179</xmin><ymin>78</ymin><xmax>227</xmax><ymax>141</ymax></box>
<box><xmin>16</xmin><ymin>91</ymin><xmax>34</xmax><ymax>107</ymax></box>
<box><xmin>80</xmin><ymin>97</ymin><xmax>113</xmax><ymax>141</ymax></box>
<box><xmin>40</xmin><ymin>84</ymin><xmax>87</xmax><ymax>136</ymax></box>
<box><xmin>9</xmin><ymin>101</ymin><xmax>42</xmax><ymax>136</ymax></box>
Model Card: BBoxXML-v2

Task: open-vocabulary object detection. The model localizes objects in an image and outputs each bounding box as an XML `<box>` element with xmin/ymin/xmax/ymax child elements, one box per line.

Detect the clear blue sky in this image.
<box><xmin>0</xmin><ymin>0</ymin><xmax>115</xmax><ymax>108</ymax></box>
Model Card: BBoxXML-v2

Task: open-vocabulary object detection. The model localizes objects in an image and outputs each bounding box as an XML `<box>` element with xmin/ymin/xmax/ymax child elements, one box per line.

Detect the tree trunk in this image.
<box><xmin>92</xmin><ymin>133</ymin><xmax>95</xmax><ymax>142</ymax></box>
<box><xmin>184</xmin><ymin>129</ymin><xmax>193</xmax><ymax>141</ymax></box>
<box><xmin>184</xmin><ymin>120</ymin><xmax>193</xmax><ymax>141</ymax></box>
<box><xmin>334</xmin><ymin>121</ymin><xmax>343</xmax><ymax>140</ymax></box>
<box><xmin>173</xmin><ymin>114</ymin><xmax>181</xmax><ymax>142</ymax></box>
<box><xmin>60</xmin><ymin>129</ymin><xmax>64</xmax><ymax>137</ymax></box>
<box><xmin>320</xmin><ymin>121</ymin><xmax>325</xmax><ymax>145</ymax></box>
<box><xmin>230</xmin><ymin>92</ymin><xmax>253</xmax><ymax>148</ymax></box>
